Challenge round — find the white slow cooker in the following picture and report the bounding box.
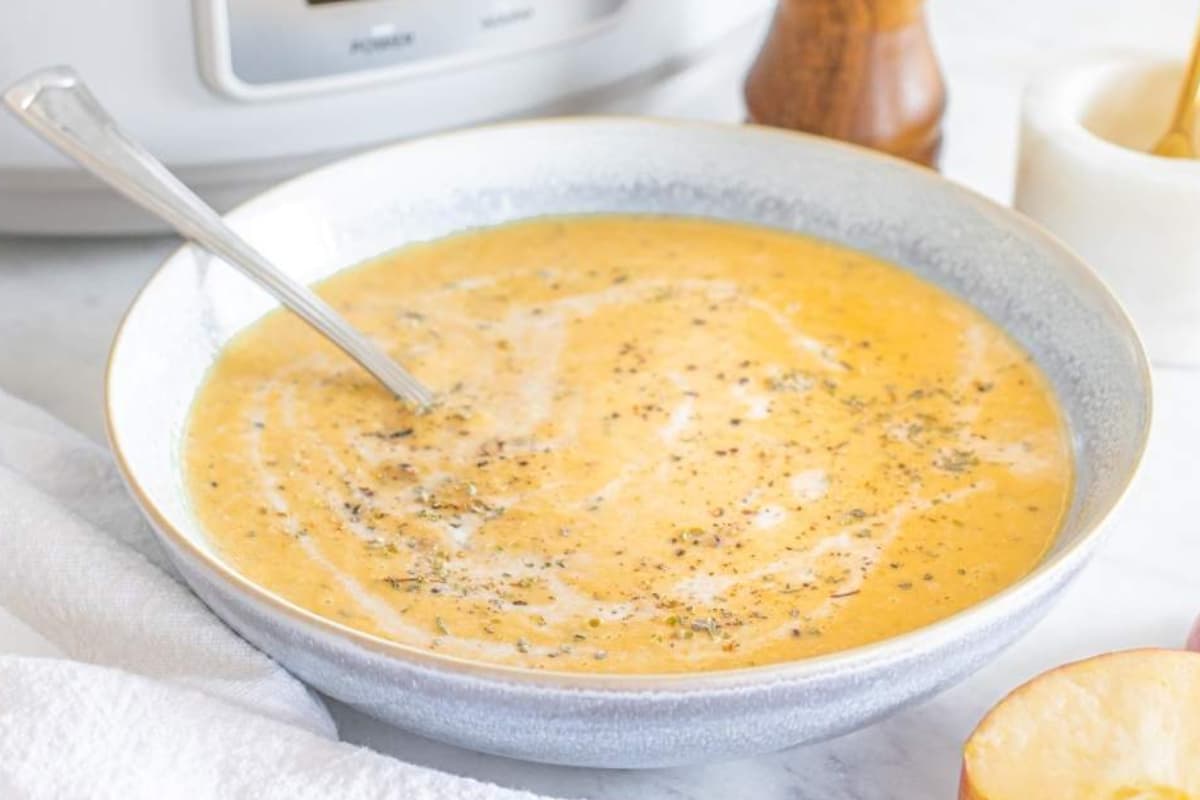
[0,0,771,234]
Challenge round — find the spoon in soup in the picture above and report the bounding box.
[3,66,435,410]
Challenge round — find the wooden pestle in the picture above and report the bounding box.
[744,0,947,168]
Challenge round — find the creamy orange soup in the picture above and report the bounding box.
[186,216,1072,674]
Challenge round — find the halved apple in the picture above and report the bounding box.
[960,649,1200,800]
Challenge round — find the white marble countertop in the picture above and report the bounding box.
[2,1,1198,797]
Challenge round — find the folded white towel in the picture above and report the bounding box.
[0,390,550,800]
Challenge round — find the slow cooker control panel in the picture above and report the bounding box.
[197,0,626,100]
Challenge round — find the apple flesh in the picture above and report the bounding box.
[960,649,1200,800]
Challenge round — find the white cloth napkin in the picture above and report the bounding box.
[0,389,551,800]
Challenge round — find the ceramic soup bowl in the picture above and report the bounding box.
[107,118,1150,768]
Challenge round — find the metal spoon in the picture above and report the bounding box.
[3,66,434,410]
[1152,15,1200,158]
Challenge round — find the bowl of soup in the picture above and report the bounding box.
[106,118,1150,767]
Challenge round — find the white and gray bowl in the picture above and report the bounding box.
[106,118,1151,768]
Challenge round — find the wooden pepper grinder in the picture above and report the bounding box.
[744,0,947,168]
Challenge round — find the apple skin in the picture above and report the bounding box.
[958,764,983,800]
[1189,615,1200,653]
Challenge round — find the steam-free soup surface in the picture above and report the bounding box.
[186,216,1071,674]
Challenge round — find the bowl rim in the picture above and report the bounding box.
[104,116,1153,691]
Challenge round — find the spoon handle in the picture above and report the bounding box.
[3,66,433,410]
[1170,15,1200,138]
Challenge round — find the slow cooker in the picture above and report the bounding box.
[0,0,770,234]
